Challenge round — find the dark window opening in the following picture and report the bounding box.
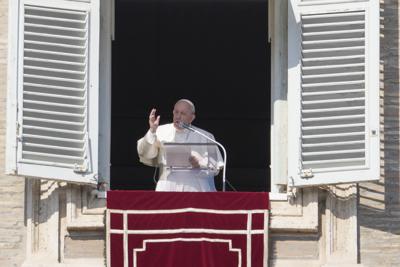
[111,0,271,191]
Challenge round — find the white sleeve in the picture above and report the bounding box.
[137,130,159,160]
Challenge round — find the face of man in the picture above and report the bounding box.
[173,101,195,129]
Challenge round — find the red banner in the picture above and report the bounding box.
[107,191,270,267]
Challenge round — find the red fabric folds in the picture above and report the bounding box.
[107,190,269,210]
[108,191,269,267]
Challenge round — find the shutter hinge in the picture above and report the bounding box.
[300,168,314,179]
[90,180,107,199]
[287,176,297,202]
[73,163,88,173]
[16,122,22,141]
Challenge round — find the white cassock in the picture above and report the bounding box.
[137,123,224,192]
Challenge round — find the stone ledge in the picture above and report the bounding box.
[270,259,322,267]
[22,257,105,267]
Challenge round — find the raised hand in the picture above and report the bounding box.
[149,108,160,133]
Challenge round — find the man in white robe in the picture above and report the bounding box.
[137,99,224,192]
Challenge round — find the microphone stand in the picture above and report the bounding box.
[179,122,228,192]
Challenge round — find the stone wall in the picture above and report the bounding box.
[358,0,400,266]
[0,0,26,266]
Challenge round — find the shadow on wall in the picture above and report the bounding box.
[358,0,400,235]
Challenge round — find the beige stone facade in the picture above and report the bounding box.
[0,0,399,266]
[358,1,400,266]
[0,0,26,266]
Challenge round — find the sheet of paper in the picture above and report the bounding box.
[164,144,192,168]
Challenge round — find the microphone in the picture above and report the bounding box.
[177,121,228,192]
[178,121,191,130]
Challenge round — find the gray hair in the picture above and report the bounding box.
[176,99,196,114]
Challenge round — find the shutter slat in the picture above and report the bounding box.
[23,116,85,126]
[25,14,86,25]
[303,89,364,96]
[302,114,364,122]
[24,57,85,67]
[24,82,85,92]
[25,5,88,16]
[303,72,364,79]
[24,91,85,101]
[302,73,365,85]
[303,29,364,37]
[303,63,364,71]
[303,140,364,148]
[19,159,76,168]
[22,151,83,161]
[302,80,364,88]
[25,66,86,76]
[23,142,85,153]
[303,46,364,54]
[303,37,365,46]
[301,11,365,20]
[25,40,86,50]
[25,42,86,55]
[24,74,86,83]
[302,132,365,141]
[303,20,364,29]
[302,106,364,114]
[302,123,364,131]
[23,99,85,109]
[303,55,364,63]
[23,125,85,135]
[302,149,365,157]
[25,31,87,41]
[22,128,84,141]
[22,133,85,144]
[25,23,87,33]
[302,158,365,165]
[302,158,366,170]
[302,97,365,105]
[23,118,86,132]
[23,108,85,118]
[25,48,86,59]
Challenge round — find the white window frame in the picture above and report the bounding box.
[270,0,289,193]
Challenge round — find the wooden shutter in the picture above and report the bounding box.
[7,0,100,184]
[288,0,379,186]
